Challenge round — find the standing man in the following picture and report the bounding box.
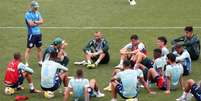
[24,0,44,66]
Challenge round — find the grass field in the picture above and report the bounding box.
[0,0,201,101]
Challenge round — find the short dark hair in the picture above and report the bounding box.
[14,52,21,60]
[184,26,193,32]
[130,34,139,40]
[167,53,176,62]
[158,36,168,45]
[174,43,183,49]
[123,60,131,68]
[50,51,58,59]
[76,68,84,78]
[153,48,162,55]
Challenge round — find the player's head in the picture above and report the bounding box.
[174,43,184,54]
[184,26,193,39]
[130,34,139,46]
[167,53,176,64]
[49,51,58,61]
[157,36,167,47]
[31,1,39,11]
[94,32,103,42]
[13,52,21,61]
[123,60,132,69]
[76,68,84,78]
[153,48,162,59]
[53,37,63,48]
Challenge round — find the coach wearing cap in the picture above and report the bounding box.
[24,1,44,66]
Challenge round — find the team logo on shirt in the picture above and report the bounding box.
[29,43,33,47]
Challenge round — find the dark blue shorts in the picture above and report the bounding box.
[191,83,201,101]
[41,74,61,91]
[88,87,95,97]
[27,34,42,48]
[116,83,137,99]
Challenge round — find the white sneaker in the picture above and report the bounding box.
[176,94,186,101]
[111,99,117,101]
[38,61,42,66]
[74,60,87,65]
[115,64,123,69]
[95,92,105,98]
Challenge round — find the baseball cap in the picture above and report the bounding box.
[53,37,63,45]
[31,1,39,8]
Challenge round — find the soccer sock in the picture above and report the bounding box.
[111,98,117,101]
[95,59,101,65]
[120,59,123,65]
[87,60,91,64]
[29,83,34,90]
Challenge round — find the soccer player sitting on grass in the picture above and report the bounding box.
[74,32,110,68]
[64,68,105,101]
[43,37,69,67]
[127,50,153,81]
[173,43,192,76]
[110,60,155,101]
[147,53,184,95]
[41,51,68,96]
[104,52,153,91]
[115,34,147,68]
[153,48,167,76]
[176,79,201,101]
[4,52,40,94]
[172,26,200,60]
[157,36,169,56]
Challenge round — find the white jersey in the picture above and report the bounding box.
[41,60,68,88]
[161,47,169,56]
[123,42,147,54]
[173,50,192,72]
[153,56,167,72]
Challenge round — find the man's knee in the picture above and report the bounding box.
[90,79,96,83]
[187,79,195,86]
[26,48,32,53]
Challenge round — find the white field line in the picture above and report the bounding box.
[1,26,201,29]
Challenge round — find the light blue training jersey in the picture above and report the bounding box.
[115,69,143,98]
[41,60,68,88]
[165,63,183,89]
[68,78,89,98]
[25,10,42,35]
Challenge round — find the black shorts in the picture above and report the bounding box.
[91,52,110,64]
[191,83,201,101]
[27,34,42,48]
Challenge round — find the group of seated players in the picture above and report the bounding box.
[3,26,201,101]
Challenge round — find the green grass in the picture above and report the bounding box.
[0,0,201,101]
